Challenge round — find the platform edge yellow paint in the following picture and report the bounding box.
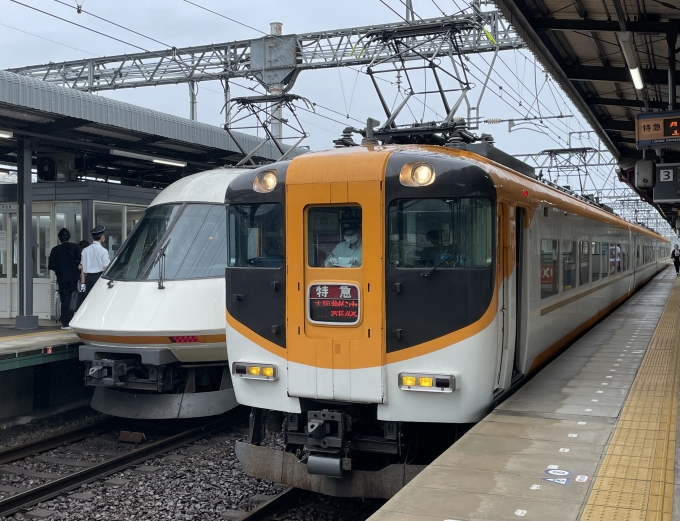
[581,276,680,521]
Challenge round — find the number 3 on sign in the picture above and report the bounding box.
[660,169,673,182]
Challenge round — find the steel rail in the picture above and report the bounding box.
[238,487,303,521]
[0,409,248,518]
[0,418,115,466]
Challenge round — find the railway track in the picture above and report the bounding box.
[0,409,248,518]
[239,487,303,520]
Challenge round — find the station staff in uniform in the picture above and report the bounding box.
[80,225,110,298]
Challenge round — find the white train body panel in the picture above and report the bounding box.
[71,168,249,419]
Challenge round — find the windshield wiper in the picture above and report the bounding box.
[421,251,455,278]
[155,239,171,289]
[106,238,157,288]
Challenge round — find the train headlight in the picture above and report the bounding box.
[412,164,434,185]
[399,163,435,187]
[233,362,278,380]
[398,372,456,393]
[401,375,417,387]
[253,170,278,193]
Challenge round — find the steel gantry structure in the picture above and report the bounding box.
[7,11,521,92]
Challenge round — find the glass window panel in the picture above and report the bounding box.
[388,198,492,269]
[125,206,145,239]
[94,203,123,262]
[540,239,559,299]
[622,244,628,271]
[55,203,82,243]
[105,204,181,280]
[228,203,284,268]
[579,241,589,286]
[591,242,600,282]
[32,214,50,278]
[0,213,7,278]
[563,240,576,291]
[146,204,228,280]
[615,243,622,272]
[309,206,362,268]
[601,243,609,278]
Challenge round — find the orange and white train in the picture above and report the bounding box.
[224,144,668,497]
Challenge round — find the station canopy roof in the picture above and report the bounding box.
[0,70,307,187]
[494,0,680,223]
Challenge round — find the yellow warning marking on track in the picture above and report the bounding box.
[581,276,679,521]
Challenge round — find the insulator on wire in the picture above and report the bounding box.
[484,118,503,124]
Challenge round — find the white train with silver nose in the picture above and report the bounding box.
[70,168,247,419]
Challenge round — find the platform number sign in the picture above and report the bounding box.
[660,169,673,182]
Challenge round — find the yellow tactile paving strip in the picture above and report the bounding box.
[581,277,680,521]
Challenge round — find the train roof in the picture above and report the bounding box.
[151,168,250,206]
[285,145,669,243]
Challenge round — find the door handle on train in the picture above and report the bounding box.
[393,283,402,293]
[271,281,280,291]
[232,294,245,302]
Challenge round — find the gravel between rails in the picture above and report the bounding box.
[3,420,383,521]
[0,407,103,451]
[6,428,281,521]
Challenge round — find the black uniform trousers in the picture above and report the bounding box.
[84,272,103,299]
[58,281,77,327]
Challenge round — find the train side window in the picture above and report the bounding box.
[308,206,362,268]
[579,241,589,286]
[562,240,576,291]
[637,244,641,268]
[540,239,559,299]
[591,242,600,282]
[616,243,622,272]
[622,244,628,271]
[601,243,609,278]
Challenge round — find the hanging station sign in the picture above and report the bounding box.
[636,110,680,149]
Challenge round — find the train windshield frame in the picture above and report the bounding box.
[227,203,284,268]
[387,197,493,269]
[104,202,228,281]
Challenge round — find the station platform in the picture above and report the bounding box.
[370,268,679,521]
[0,320,81,372]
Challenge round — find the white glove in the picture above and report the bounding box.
[80,283,87,293]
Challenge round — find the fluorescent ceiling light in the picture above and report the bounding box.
[153,158,187,168]
[0,131,13,139]
[110,149,155,161]
[110,149,186,168]
[616,32,645,90]
[629,67,644,90]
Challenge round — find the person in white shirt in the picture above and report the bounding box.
[324,222,362,267]
[80,225,110,297]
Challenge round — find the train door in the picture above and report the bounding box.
[285,178,385,404]
[512,207,525,381]
[495,204,522,393]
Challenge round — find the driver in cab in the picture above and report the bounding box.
[325,222,362,267]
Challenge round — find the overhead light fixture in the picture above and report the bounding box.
[110,149,186,168]
[152,158,187,168]
[616,32,644,90]
[0,131,13,139]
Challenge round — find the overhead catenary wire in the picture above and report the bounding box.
[0,21,97,56]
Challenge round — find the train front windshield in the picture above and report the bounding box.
[105,203,228,281]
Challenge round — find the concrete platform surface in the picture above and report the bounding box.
[371,268,678,521]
